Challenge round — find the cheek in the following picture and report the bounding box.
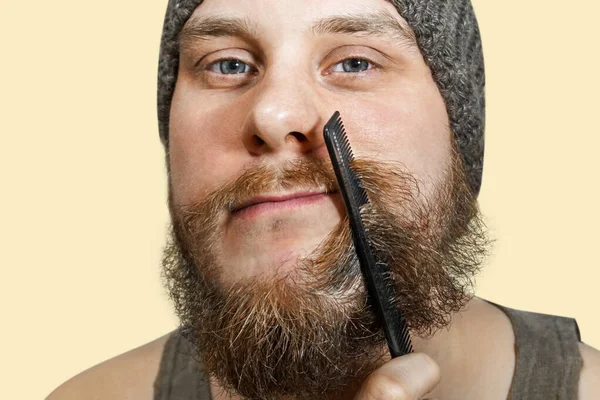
[337,79,452,196]
[168,82,246,205]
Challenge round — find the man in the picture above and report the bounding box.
[47,0,600,399]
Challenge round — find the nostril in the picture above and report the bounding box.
[288,131,308,142]
[252,135,265,146]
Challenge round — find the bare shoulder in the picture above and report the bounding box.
[579,342,600,399]
[45,332,173,400]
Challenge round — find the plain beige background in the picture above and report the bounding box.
[1,0,598,398]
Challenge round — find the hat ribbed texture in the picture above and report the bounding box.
[157,0,485,195]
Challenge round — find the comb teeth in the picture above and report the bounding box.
[324,112,368,207]
[336,121,354,162]
[398,326,414,354]
[325,111,369,207]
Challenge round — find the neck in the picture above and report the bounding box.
[411,296,480,399]
[412,297,515,399]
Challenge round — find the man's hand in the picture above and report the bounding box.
[354,353,441,400]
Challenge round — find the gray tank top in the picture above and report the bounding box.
[153,301,583,400]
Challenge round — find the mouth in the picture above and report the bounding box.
[231,190,336,220]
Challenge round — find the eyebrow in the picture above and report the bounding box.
[311,11,417,48]
[179,15,260,51]
[179,10,417,51]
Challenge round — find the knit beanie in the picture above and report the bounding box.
[157,0,485,196]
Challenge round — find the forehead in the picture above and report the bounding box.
[192,0,398,18]
[181,0,415,49]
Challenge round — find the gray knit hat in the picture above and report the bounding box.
[157,0,485,196]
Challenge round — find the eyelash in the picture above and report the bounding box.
[202,57,378,76]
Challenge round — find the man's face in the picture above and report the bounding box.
[163,0,487,398]
[169,0,452,281]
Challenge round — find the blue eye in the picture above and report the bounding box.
[210,59,252,74]
[332,58,372,73]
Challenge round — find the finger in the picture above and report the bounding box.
[354,353,441,400]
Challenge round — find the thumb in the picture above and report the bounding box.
[354,353,441,400]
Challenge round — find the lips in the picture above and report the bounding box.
[231,191,332,219]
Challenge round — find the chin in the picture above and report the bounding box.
[216,239,322,283]
[219,221,341,282]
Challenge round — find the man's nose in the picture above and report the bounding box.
[242,71,324,157]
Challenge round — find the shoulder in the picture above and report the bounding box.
[45,332,173,400]
[579,342,600,399]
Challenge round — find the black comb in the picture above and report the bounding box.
[323,111,413,358]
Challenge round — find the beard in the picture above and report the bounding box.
[161,144,490,400]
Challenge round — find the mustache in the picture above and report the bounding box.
[169,155,423,222]
[224,157,340,213]
[169,156,338,223]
